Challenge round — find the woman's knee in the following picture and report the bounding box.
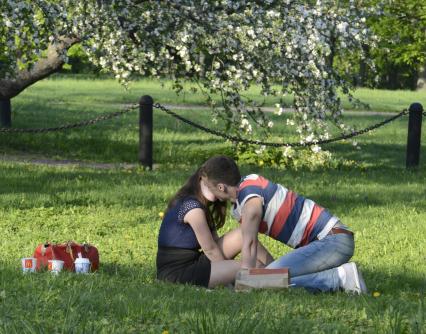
[217,228,243,259]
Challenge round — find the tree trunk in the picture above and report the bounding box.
[0,99,11,128]
[387,63,399,90]
[0,37,79,101]
[357,44,370,87]
[0,37,79,127]
[409,67,419,91]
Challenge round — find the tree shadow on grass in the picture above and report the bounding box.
[1,161,425,212]
[0,129,230,165]
[3,258,425,291]
[328,142,426,169]
[1,130,425,168]
[0,259,424,333]
[99,261,426,293]
[2,101,425,168]
[363,267,426,294]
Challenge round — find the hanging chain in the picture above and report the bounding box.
[0,104,138,133]
[0,102,413,145]
[154,103,408,147]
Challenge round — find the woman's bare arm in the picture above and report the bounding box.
[185,208,225,262]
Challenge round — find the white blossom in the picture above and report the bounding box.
[0,0,375,152]
[311,145,322,153]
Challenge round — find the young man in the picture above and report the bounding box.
[203,172,367,294]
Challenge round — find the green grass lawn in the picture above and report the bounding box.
[0,78,425,333]
[1,164,425,333]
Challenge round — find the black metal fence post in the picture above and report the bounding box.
[406,102,423,168]
[139,95,153,169]
[0,99,11,128]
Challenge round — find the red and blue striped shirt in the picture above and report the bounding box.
[232,174,339,248]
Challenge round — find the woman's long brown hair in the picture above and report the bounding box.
[166,156,241,230]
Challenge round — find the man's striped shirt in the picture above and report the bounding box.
[232,174,339,248]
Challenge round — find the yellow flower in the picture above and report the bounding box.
[162,331,169,334]
[373,291,380,297]
[159,212,164,219]
[258,160,264,167]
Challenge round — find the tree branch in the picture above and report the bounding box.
[0,36,80,100]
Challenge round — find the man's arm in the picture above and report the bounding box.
[256,241,274,268]
[241,197,263,269]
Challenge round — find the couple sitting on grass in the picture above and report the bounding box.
[156,156,367,294]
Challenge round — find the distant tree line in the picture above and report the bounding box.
[364,0,425,90]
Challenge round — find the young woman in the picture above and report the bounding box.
[156,156,249,288]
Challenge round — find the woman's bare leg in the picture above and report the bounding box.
[217,227,274,266]
[217,227,243,259]
[208,260,241,288]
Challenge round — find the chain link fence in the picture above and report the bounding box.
[154,103,409,147]
[0,101,414,146]
[0,104,138,133]
[0,98,422,168]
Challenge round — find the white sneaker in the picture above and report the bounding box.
[339,262,368,294]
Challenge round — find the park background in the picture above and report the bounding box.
[1,1,425,333]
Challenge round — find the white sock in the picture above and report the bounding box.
[337,266,346,286]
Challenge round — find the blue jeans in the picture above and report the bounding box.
[266,233,354,292]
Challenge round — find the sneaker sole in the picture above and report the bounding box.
[356,265,368,294]
[351,262,367,295]
[349,262,362,295]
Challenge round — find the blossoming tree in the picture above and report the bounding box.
[0,0,373,153]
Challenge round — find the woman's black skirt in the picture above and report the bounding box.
[156,246,211,288]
